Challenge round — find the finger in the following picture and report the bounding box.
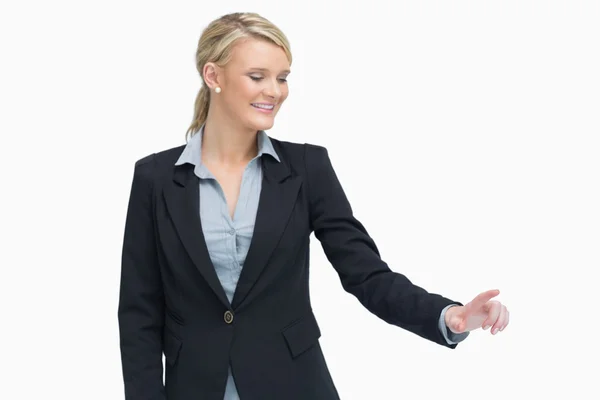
[482,301,501,330]
[468,289,500,312]
[491,305,507,334]
[500,309,510,331]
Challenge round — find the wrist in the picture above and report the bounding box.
[444,305,461,332]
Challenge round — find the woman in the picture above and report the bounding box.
[118,12,510,400]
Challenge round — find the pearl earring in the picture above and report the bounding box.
[215,87,221,93]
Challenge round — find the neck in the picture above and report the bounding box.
[202,113,258,166]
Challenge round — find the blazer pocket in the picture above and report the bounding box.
[282,313,321,359]
[163,330,182,366]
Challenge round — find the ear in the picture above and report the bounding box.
[203,62,222,90]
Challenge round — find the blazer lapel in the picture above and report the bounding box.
[231,152,302,310]
[163,164,230,308]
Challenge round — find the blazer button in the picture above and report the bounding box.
[224,310,234,324]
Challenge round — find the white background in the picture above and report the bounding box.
[1,1,599,399]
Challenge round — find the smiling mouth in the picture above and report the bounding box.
[251,103,275,110]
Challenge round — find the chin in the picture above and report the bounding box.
[247,117,275,131]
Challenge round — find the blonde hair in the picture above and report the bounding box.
[185,12,293,140]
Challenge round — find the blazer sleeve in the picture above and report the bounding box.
[118,154,167,399]
[304,144,461,348]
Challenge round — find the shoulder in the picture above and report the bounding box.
[268,137,330,169]
[132,144,186,180]
[134,144,186,169]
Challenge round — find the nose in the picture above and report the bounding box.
[263,78,281,100]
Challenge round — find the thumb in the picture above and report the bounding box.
[446,306,466,333]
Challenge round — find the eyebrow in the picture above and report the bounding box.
[249,67,291,74]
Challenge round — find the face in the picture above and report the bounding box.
[205,38,290,132]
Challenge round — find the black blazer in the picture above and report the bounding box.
[118,138,461,400]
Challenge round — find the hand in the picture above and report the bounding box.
[444,289,509,335]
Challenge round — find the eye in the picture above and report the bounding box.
[278,78,288,83]
[249,76,263,81]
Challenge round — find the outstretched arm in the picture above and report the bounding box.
[305,144,463,348]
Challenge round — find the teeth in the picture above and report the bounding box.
[252,103,274,110]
